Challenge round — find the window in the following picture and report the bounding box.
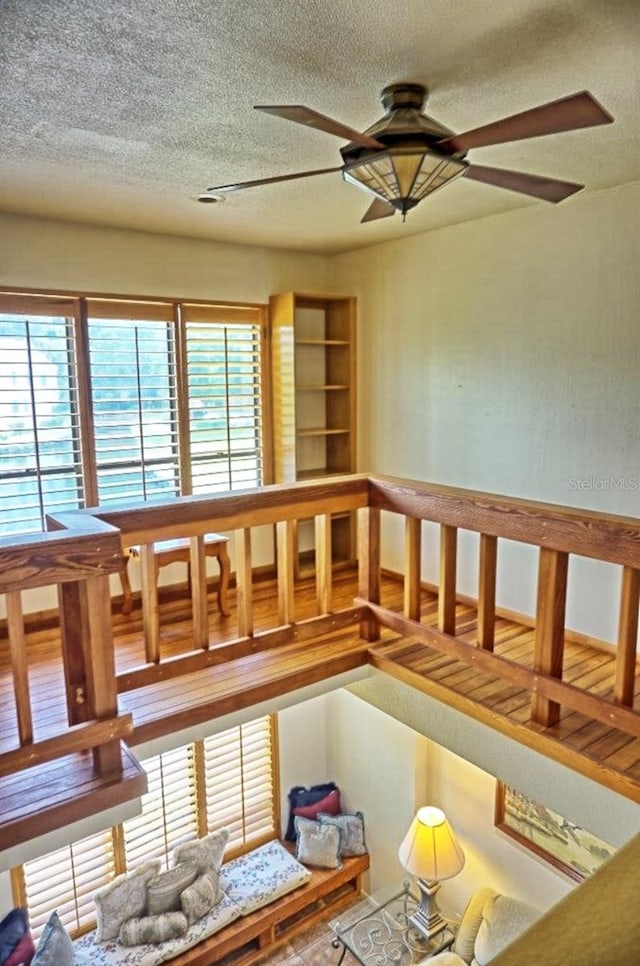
[0,297,84,534]
[0,292,268,531]
[13,715,278,940]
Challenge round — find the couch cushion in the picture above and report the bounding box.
[473,894,539,966]
[94,861,161,942]
[220,839,311,915]
[453,888,496,962]
[74,893,243,966]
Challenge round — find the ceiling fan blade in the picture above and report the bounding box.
[464,164,584,203]
[206,166,342,193]
[361,198,396,223]
[439,91,613,153]
[255,105,385,149]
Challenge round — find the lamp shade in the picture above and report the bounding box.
[398,806,465,882]
[343,149,466,217]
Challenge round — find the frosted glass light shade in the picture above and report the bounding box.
[398,806,465,882]
[343,150,466,216]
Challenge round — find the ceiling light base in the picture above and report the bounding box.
[381,83,428,113]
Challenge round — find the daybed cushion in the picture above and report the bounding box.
[74,893,242,966]
[219,839,311,916]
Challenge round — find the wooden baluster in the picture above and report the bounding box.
[235,528,254,638]
[404,517,422,621]
[84,575,122,776]
[190,536,209,649]
[531,547,568,726]
[614,566,640,706]
[478,534,498,651]
[438,524,457,635]
[58,581,91,725]
[6,591,33,745]
[140,543,160,663]
[276,520,295,625]
[315,513,332,615]
[358,506,381,641]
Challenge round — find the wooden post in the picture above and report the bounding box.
[58,581,91,725]
[235,528,254,638]
[6,591,33,744]
[139,544,160,664]
[478,534,497,650]
[531,547,568,726]
[84,575,122,777]
[614,566,640,706]
[358,506,381,642]
[404,516,422,621]
[190,535,209,649]
[315,513,332,615]
[276,519,295,625]
[438,524,457,635]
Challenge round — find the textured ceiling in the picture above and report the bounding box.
[0,0,638,254]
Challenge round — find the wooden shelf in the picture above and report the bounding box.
[296,384,349,391]
[295,339,349,346]
[296,427,350,437]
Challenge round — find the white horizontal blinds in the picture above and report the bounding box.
[86,301,180,505]
[21,828,115,940]
[204,715,276,854]
[0,306,83,534]
[123,744,199,872]
[183,306,264,494]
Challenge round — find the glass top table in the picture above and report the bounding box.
[330,881,457,964]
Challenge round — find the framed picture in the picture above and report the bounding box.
[494,782,615,881]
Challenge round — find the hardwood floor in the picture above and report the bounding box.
[3,566,640,849]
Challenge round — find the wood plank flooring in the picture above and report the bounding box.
[2,567,640,851]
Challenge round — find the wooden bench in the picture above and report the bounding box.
[169,849,369,966]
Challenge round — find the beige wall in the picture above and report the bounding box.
[335,181,640,644]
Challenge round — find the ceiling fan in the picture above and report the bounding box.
[201,83,613,223]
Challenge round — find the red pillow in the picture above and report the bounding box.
[4,932,35,966]
[293,788,341,823]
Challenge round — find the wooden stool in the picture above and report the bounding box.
[122,533,230,617]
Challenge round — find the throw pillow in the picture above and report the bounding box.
[317,811,367,856]
[292,788,341,832]
[0,908,29,963]
[119,912,188,946]
[147,863,199,915]
[94,859,161,942]
[31,912,73,966]
[294,816,342,869]
[285,782,339,841]
[180,870,221,926]
[473,894,539,966]
[4,932,36,966]
[173,828,229,875]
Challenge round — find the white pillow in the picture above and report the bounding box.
[94,860,161,942]
[473,894,539,965]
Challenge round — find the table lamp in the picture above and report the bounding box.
[398,805,465,939]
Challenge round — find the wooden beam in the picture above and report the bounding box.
[404,517,422,621]
[5,591,32,745]
[615,566,640,706]
[58,581,90,725]
[438,524,457,635]
[358,506,380,641]
[0,716,133,778]
[532,548,568,726]
[84,575,122,777]
[478,534,498,651]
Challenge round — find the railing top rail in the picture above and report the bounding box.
[368,475,640,568]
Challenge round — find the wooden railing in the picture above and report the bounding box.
[2,472,640,794]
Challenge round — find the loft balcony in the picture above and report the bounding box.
[2,474,640,853]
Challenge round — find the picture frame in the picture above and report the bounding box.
[494,782,615,881]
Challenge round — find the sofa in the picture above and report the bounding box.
[424,888,540,966]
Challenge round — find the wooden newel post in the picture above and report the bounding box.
[531,547,568,727]
[58,581,91,726]
[358,506,381,642]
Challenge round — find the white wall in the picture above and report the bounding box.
[335,182,640,644]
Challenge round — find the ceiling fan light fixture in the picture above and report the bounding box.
[342,147,467,218]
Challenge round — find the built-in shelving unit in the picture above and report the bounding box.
[270,291,357,570]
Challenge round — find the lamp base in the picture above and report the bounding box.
[409,878,448,940]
